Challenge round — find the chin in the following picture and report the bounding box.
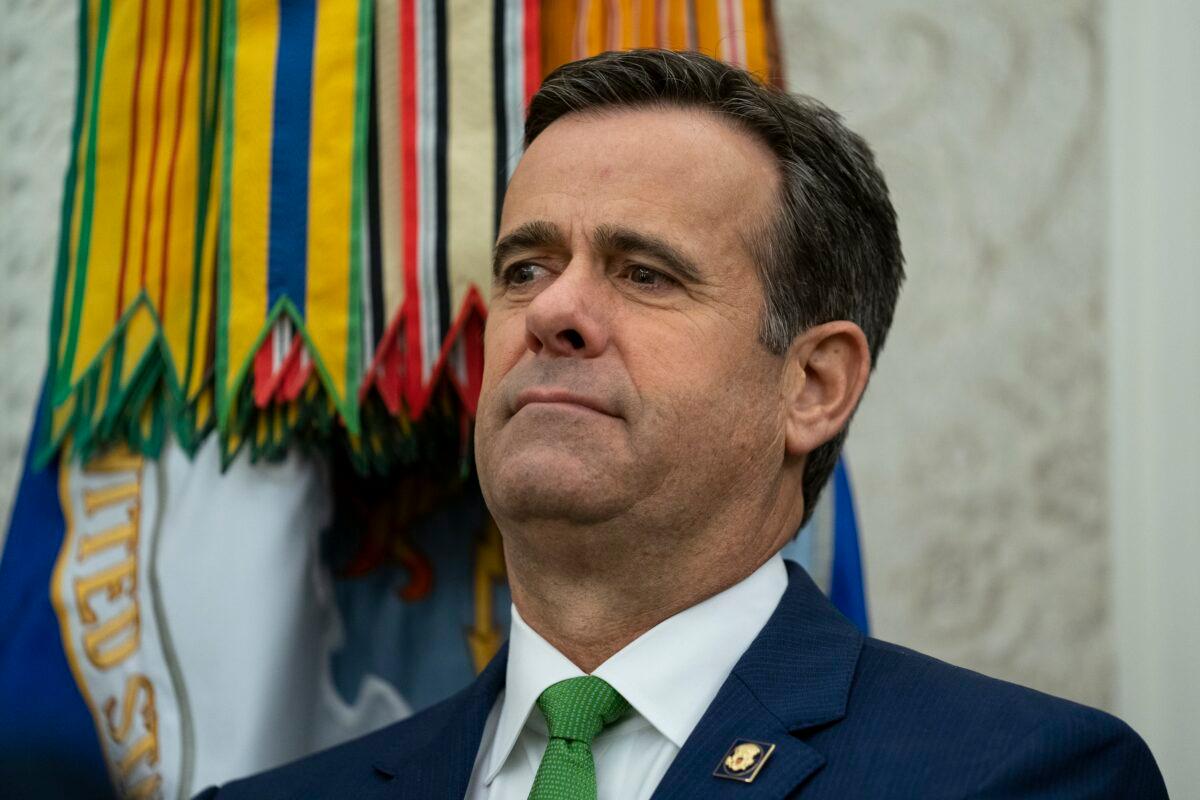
[480,448,631,525]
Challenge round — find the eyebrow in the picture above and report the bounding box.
[491,220,705,284]
[492,220,567,277]
[592,224,703,284]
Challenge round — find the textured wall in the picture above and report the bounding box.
[0,1,1111,707]
[776,0,1111,708]
[0,0,76,539]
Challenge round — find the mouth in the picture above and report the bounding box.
[512,387,620,418]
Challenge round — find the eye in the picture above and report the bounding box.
[501,262,546,286]
[627,265,676,288]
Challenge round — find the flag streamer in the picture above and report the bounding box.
[42,0,222,467]
[215,0,372,464]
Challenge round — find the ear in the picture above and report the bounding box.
[781,321,872,457]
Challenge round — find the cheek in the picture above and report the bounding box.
[629,333,776,427]
[475,318,524,465]
[483,310,526,363]
[628,315,772,398]
[625,325,783,460]
[480,314,525,394]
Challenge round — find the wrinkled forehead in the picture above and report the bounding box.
[500,107,780,256]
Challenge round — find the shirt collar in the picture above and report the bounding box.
[593,554,787,747]
[484,605,586,783]
[483,554,787,783]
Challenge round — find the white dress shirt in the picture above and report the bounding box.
[464,554,788,799]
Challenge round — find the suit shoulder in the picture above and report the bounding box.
[192,694,463,799]
[801,633,1166,796]
[853,636,1119,733]
[836,637,1166,796]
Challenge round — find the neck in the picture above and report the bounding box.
[500,485,802,672]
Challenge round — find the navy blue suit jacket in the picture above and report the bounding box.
[198,562,1167,798]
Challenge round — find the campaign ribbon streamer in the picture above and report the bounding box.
[42,0,222,466]
[215,0,372,462]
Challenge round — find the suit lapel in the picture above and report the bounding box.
[651,562,864,800]
[649,673,825,800]
[367,641,509,800]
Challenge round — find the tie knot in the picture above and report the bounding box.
[536,676,631,744]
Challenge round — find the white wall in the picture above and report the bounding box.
[0,0,74,540]
[1107,0,1200,795]
[780,0,1115,709]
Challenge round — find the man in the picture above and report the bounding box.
[198,50,1166,799]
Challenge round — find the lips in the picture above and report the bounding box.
[512,387,620,418]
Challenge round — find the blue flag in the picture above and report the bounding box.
[0,390,115,798]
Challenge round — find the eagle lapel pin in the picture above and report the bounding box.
[713,739,776,783]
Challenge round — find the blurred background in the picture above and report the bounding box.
[2,0,1197,796]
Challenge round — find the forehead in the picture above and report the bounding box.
[500,107,779,252]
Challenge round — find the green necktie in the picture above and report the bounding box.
[528,676,632,800]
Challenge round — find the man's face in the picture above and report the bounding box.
[475,107,787,529]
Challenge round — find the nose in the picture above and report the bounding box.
[524,261,609,358]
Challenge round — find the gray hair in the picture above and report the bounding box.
[524,49,905,525]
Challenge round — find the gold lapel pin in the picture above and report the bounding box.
[713,738,776,783]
